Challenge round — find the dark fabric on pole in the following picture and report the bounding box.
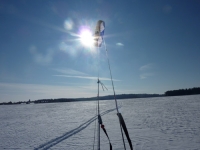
[98,115,102,124]
[101,124,112,150]
[98,115,112,149]
[117,113,133,150]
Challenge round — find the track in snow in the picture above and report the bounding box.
[34,106,120,150]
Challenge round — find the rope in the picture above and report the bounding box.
[97,47,101,150]
[92,99,98,150]
[103,39,127,150]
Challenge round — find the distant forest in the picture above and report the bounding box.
[165,87,200,96]
[34,94,161,104]
[1,87,200,105]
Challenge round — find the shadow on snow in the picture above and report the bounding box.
[34,106,120,150]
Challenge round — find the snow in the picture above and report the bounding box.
[0,95,200,150]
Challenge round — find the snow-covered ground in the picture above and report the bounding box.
[0,95,200,150]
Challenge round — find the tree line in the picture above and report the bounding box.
[165,87,200,96]
[1,88,200,105]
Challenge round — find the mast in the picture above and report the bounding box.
[96,42,101,150]
[97,78,100,150]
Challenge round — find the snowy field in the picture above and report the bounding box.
[0,95,200,150]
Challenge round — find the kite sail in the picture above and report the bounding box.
[93,20,133,150]
[94,20,105,47]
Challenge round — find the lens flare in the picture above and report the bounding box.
[79,29,94,47]
[64,18,74,30]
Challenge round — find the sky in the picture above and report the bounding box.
[0,0,200,102]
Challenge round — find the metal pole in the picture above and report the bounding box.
[97,79,100,150]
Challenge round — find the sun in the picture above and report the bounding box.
[79,29,94,47]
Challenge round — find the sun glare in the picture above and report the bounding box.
[80,29,94,47]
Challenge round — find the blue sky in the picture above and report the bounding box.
[0,0,200,102]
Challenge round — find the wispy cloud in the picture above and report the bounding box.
[116,43,124,46]
[29,45,54,65]
[140,63,155,71]
[53,75,121,81]
[0,82,98,102]
[140,73,154,79]
[139,63,156,79]
[163,5,172,14]
[52,68,88,76]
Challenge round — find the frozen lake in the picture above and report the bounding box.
[0,95,200,150]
